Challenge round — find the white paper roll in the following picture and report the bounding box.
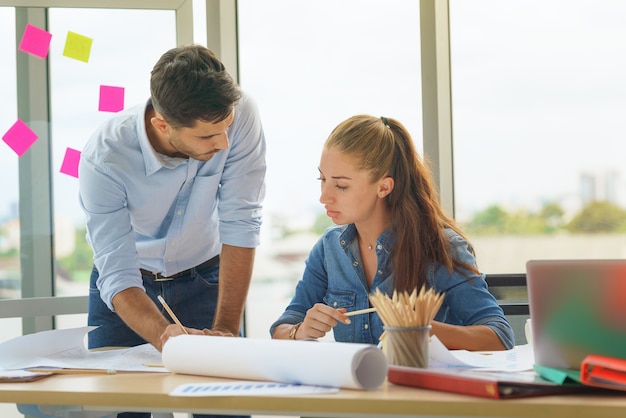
[162,335,388,390]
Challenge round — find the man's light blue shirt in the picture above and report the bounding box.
[78,93,266,310]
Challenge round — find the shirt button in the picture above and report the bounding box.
[377,270,383,275]
[352,261,359,267]
[177,210,183,215]
[364,324,369,329]
[333,302,338,307]
[167,258,172,262]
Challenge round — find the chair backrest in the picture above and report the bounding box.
[485,274,529,346]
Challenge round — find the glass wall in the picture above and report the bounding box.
[237,0,422,338]
[0,5,180,349]
[450,0,626,274]
[47,8,176,329]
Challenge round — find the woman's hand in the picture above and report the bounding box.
[297,303,351,340]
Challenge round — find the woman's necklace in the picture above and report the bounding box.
[360,234,375,250]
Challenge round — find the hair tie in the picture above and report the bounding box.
[380,116,390,128]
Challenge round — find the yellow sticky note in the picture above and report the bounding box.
[63,31,93,63]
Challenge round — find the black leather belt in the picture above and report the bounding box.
[140,255,220,281]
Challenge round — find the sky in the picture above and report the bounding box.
[2,0,626,231]
[449,0,626,219]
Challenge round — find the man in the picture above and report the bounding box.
[79,45,266,356]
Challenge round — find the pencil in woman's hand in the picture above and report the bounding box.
[157,295,189,334]
[344,307,377,317]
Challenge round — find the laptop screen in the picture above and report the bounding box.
[526,259,626,370]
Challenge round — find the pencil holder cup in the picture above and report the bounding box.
[383,325,431,368]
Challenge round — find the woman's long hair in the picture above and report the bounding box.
[325,115,479,292]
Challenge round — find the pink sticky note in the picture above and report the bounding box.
[18,24,52,59]
[2,119,39,156]
[98,85,125,112]
[60,147,81,178]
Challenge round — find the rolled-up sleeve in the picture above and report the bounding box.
[79,150,144,311]
[218,93,267,248]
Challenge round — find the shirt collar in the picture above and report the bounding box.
[137,99,187,176]
[339,223,395,254]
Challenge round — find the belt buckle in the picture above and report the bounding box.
[152,272,174,282]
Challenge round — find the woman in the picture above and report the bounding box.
[270,115,514,351]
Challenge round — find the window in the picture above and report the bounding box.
[450,0,626,274]
[47,8,176,329]
[0,4,179,343]
[237,0,422,337]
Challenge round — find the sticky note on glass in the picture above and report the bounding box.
[63,31,93,63]
[2,119,39,156]
[60,147,81,178]
[99,85,125,112]
[18,24,52,59]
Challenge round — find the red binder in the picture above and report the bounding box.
[581,354,626,391]
[387,365,589,399]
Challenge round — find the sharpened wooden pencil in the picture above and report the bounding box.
[344,307,377,317]
[157,295,189,335]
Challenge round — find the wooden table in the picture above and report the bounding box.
[1,371,625,417]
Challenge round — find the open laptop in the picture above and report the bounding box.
[526,259,626,370]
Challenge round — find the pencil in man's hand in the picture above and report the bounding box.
[157,295,189,334]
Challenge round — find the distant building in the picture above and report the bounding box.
[580,170,621,206]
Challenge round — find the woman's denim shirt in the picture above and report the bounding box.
[270,224,515,350]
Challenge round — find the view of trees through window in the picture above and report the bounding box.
[464,201,626,236]
[450,0,626,273]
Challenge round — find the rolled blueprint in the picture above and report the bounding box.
[162,335,388,390]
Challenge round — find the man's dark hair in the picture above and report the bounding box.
[150,45,242,128]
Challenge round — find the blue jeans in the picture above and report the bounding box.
[88,262,223,348]
[88,263,248,418]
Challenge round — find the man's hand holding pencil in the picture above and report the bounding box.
[158,295,235,347]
